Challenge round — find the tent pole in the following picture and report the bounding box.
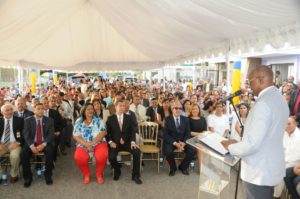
[66,72,69,85]
[192,63,196,89]
[18,66,23,95]
[226,41,231,95]
[162,67,165,91]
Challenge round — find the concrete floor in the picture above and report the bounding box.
[0,147,245,199]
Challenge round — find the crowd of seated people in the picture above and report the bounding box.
[0,74,299,198]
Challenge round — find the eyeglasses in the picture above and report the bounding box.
[249,77,257,83]
[173,107,181,110]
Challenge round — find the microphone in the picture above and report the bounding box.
[221,90,243,102]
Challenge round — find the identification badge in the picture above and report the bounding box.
[16,131,21,138]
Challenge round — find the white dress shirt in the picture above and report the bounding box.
[284,127,300,167]
[44,109,49,117]
[129,104,146,123]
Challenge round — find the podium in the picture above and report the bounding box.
[187,133,240,199]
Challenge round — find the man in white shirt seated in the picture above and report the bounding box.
[129,95,146,123]
[274,116,300,199]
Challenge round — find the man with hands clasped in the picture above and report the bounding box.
[0,104,23,184]
[163,101,195,176]
[21,103,55,187]
[106,100,142,184]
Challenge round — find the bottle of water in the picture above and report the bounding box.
[89,152,94,159]
[159,156,164,167]
[190,160,195,173]
[117,155,122,162]
[41,165,46,173]
[2,170,8,185]
[36,168,42,177]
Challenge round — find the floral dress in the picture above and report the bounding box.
[73,116,106,150]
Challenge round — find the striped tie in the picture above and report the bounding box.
[3,119,10,146]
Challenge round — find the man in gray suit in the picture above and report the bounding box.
[222,66,289,199]
[21,103,55,187]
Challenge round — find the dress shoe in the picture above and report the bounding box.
[169,170,176,176]
[66,143,72,148]
[24,179,32,188]
[45,178,53,185]
[179,167,189,175]
[132,176,143,184]
[113,169,121,181]
[9,176,19,183]
[96,176,104,184]
[113,174,120,181]
[83,176,90,184]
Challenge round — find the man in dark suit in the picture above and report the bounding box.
[41,97,65,162]
[0,103,23,183]
[14,97,34,119]
[163,101,195,176]
[289,80,300,125]
[106,100,142,184]
[146,98,158,122]
[21,103,55,187]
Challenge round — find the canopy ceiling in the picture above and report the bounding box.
[0,0,299,71]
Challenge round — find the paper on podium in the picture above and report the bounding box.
[198,133,228,156]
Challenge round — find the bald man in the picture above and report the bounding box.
[222,66,289,199]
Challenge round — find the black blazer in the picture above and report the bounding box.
[163,115,191,145]
[141,99,150,108]
[48,108,65,132]
[23,116,55,147]
[127,110,138,133]
[146,107,157,122]
[13,109,34,119]
[106,114,135,145]
[0,116,24,144]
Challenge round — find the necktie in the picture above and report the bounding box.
[135,105,141,122]
[118,116,122,131]
[3,119,10,146]
[176,118,180,130]
[19,112,23,118]
[36,120,42,145]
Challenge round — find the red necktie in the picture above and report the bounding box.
[293,91,300,115]
[36,120,42,145]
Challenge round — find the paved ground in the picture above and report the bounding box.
[0,147,245,199]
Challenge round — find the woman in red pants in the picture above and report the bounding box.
[73,103,108,184]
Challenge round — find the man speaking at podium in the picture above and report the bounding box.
[221,66,289,199]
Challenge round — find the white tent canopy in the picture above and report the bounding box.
[0,0,299,71]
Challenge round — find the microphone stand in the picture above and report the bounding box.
[228,98,244,199]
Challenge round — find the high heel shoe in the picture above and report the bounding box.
[96,176,104,184]
[83,176,90,184]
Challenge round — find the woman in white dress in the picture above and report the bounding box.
[207,101,230,137]
[230,103,249,141]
